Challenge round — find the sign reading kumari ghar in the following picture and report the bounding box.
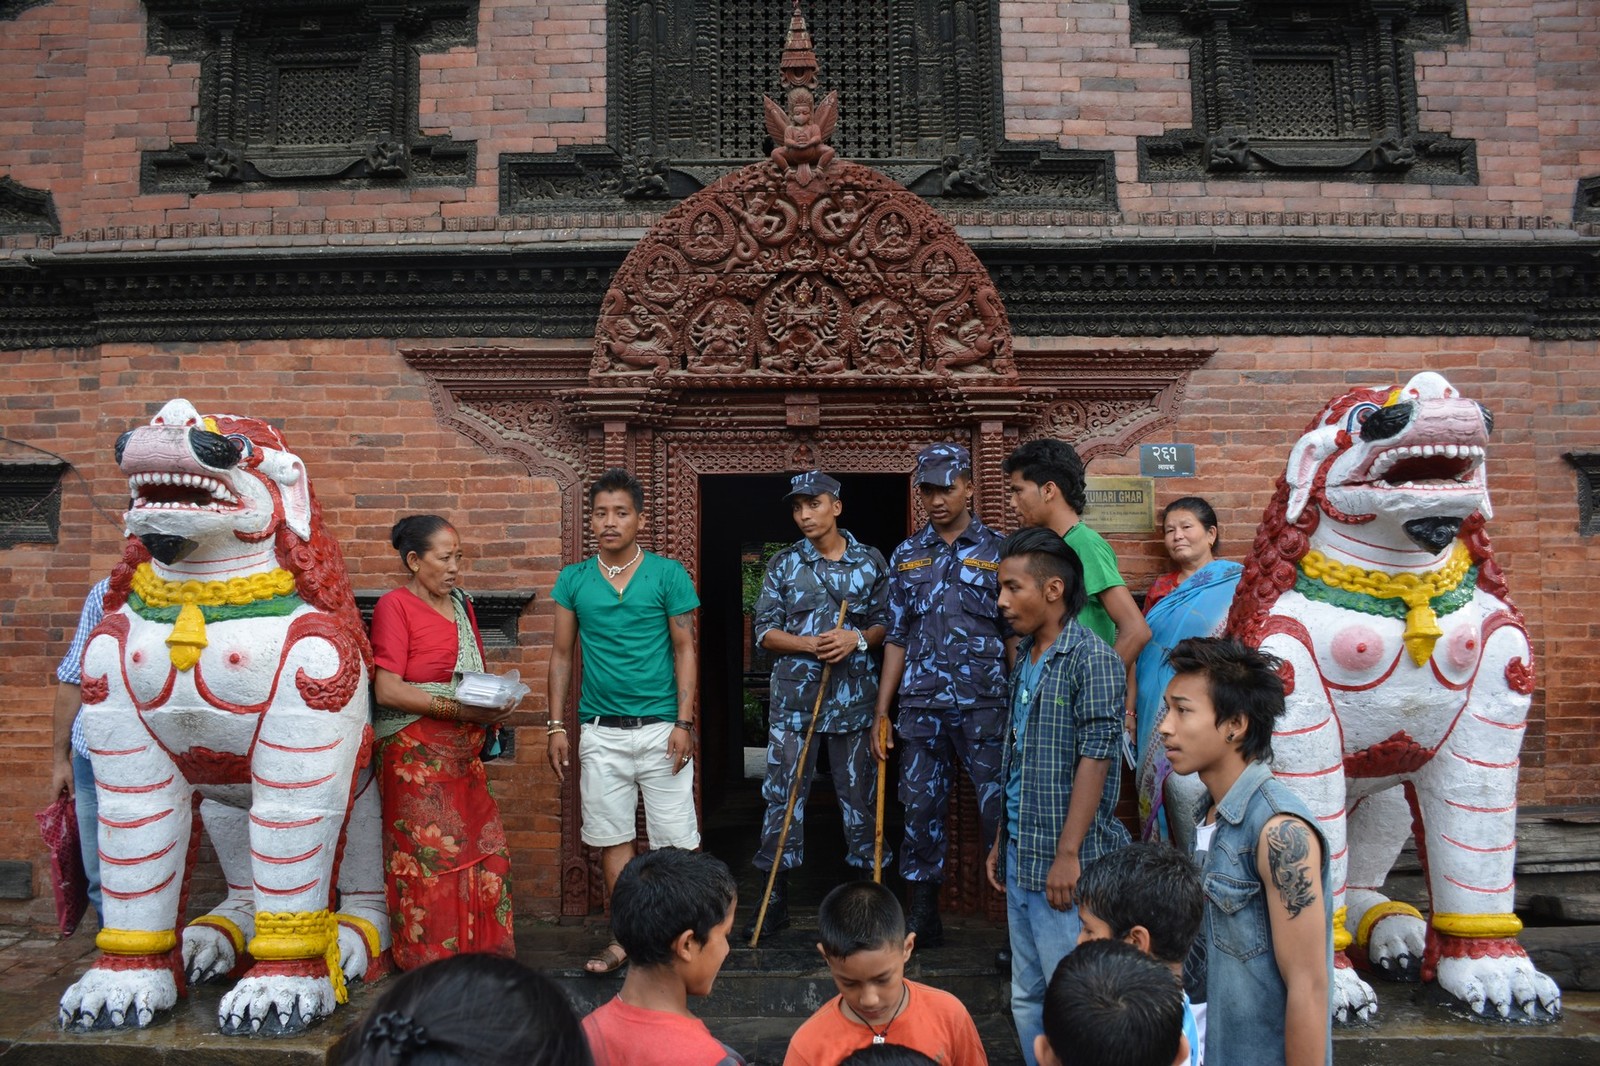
[1084,477,1157,534]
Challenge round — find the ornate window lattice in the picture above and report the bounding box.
[500,0,1116,211]
[0,175,58,235]
[0,461,66,548]
[1132,0,1476,184]
[1576,176,1600,225]
[140,0,477,193]
[1565,453,1600,536]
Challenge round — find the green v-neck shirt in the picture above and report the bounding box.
[551,551,700,721]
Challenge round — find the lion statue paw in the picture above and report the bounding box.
[59,965,178,1030]
[1436,949,1561,1020]
[218,967,338,1035]
[1331,963,1379,1024]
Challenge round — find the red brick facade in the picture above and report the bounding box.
[2,0,1596,919]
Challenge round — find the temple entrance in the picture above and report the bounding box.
[399,6,1214,915]
[696,471,912,889]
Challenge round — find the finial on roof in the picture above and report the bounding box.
[780,0,819,89]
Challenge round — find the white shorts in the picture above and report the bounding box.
[578,720,701,849]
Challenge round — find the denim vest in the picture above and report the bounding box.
[1198,760,1333,1066]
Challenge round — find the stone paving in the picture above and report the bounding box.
[1,904,1598,1065]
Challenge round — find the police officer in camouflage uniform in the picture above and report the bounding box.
[871,444,1013,949]
[743,471,892,941]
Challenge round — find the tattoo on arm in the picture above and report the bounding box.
[1266,820,1316,920]
[670,614,695,634]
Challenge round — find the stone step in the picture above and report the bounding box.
[531,915,1011,1021]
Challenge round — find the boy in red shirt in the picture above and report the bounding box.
[583,848,745,1066]
[784,882,987,1066]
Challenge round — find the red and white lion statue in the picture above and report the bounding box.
[61,399,388,1034]
[1228,371,1559,1021]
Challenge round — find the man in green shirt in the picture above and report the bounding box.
[1002,439,1150,716]
[547,467,701,974]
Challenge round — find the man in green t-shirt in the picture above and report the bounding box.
[547,467,701,974]
[1002,439,1150,719]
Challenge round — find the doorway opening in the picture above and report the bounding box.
[696,472,911,902]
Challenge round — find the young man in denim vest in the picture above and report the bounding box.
[1157,637,1332,1066]
[986,527,1131,1066]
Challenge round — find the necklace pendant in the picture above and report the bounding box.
[872,1035,886,1045]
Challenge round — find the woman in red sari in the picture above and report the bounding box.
[371,515,517,969]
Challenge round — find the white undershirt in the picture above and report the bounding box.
[1194,820,1218,856]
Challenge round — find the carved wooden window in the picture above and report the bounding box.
[501,0,1115,210]
[0,175,57,236]
[1132,0,1476,184]
[0,460,66,548]
[140,0,476,193]
[612,0,1000,166]
[1576,177,1600,225]
[1565,453,1600,537]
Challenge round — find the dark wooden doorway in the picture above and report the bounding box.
[697,472,911,888]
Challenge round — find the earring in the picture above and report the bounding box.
[1228,732,1237,742]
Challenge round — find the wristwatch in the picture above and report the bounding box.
[855,630,868,653]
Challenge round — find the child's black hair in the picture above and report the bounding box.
[1000,526,1088,623]
[1042,939,1185,1066]
[610,847,737,967]
[1002,438,1088,514]
[1076,843,1203,966]
[588,467,645,511]
[817,881,906,959]
[839,1045,939,1066]
[1165,636,1286,763]
[342,954,592,1066]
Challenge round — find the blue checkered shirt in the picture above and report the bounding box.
[56,578,111,758]
[999,618,1131,891]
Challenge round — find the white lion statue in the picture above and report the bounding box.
[61,398,388,1034]
[1227,371,1560,1022]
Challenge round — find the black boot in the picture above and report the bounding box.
[906,879,945,950]
[742,870,790,942]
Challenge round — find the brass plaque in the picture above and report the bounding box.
[1083,477,1157,534]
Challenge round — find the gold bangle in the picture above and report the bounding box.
[429,694,460,720]
[546,726,567,736]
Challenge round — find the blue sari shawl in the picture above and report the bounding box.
[1134,559,1243,839]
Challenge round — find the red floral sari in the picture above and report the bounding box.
[375,591,515,970]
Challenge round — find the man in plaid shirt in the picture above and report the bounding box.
[985,527,1131,1066]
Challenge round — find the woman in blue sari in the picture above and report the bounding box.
[1134,497,1242,841]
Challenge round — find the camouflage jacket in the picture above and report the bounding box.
[884,515,1011,736]
[754,530,891,733]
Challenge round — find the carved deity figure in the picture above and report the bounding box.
[763,277,843,373]
[1224,372,1560,1023]
[600,304,675,374]
[688,299,752,373]
[60,399,386,1035]
[928,298,999,374]
[764,86,839,185]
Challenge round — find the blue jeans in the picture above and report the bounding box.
[72,751,103,923]
[1006,842,1082,1066]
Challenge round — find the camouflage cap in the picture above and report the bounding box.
[913,443,972,488]
[784,469,842,500]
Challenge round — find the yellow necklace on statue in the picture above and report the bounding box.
[1297,543,1474,666]
[128,563,302,671]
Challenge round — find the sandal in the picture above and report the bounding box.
[584,940,627,975]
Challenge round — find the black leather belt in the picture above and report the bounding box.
[585,715,671,729]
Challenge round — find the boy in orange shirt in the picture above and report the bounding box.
[783,882,987,1066]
